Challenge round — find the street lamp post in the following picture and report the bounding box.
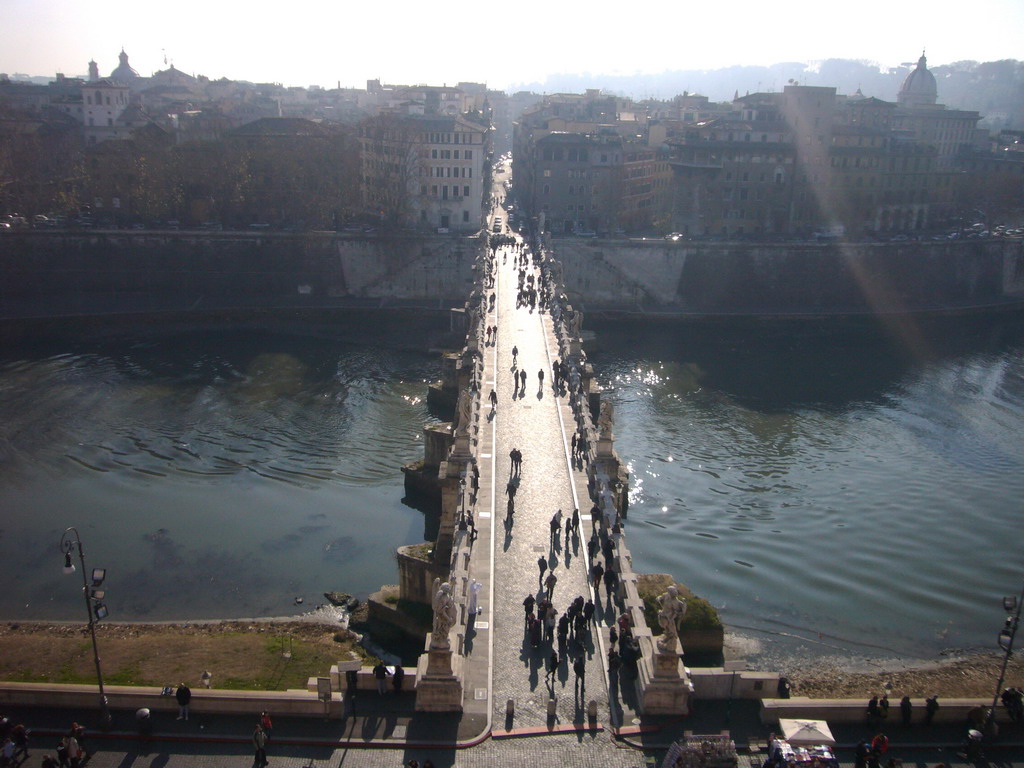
[984,579,1024,737]
[60,526,112,729]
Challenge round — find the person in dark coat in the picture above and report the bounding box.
[176,683,192,720]
[252,723,268,766]
[900,696,912,726]
[546,650,559,682]
[392,665,405,694]
[373,661,389,695]
[573,656,586,694]
[523,593,536,626]
[925,695,939,725]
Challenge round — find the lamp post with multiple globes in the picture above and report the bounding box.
[60,526,112,729]
[984,580,1024,738]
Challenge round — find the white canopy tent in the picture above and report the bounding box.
[778,718,836,746]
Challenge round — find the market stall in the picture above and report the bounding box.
[767,720,838,768]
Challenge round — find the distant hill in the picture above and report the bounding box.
[511,58,1024,130]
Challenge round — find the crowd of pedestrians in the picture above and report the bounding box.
[480,218,641,710]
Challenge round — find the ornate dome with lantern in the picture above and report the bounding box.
[109,49,140,83]
[897,52,938,107]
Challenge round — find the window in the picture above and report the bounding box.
[543,170,551,178]
[463,210,470,222]
[463,185,469,196]
[454,150,460,159]
[465,150,472,160]
[432,150,438,159]
[543,184,550,195]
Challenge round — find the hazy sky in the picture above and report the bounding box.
[3,0,1022,90]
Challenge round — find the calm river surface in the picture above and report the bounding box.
[589,316,1024,664]
[1,315,1022,665]
[0,324,440,621]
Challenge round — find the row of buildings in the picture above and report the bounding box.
[2,50,1022,235]
[512,55,1023,237]
[0,50,505,231]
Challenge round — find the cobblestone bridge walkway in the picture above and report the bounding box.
[464,227,639,739]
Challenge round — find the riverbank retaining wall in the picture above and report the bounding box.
[0,230,481,320]
[3,232,1023,322]
[552,237,1024,315]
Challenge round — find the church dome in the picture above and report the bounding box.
[110,49,139,82]
[898,53,937,107]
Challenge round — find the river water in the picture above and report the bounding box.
[0,323,441,621]
[1,315,1022,666]
[589,316,1024,665]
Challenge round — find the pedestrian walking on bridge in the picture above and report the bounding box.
[573,655,586,695]
[547,649,559,682]
[590,561,604,592]
[544,571,558,600]
[523,593,536,626]
[550,510,563,541]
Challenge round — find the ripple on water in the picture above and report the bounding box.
[593,325,1024,659]
[0,329,438,621]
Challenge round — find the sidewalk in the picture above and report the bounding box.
[10,696,1024,768]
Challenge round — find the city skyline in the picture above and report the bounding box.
[3,0,1022,92]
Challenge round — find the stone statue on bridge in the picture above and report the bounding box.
[453,388,472,437]
[430,578,458,650]
[598,401,614,441]
[656,585,688,654]
[566,307,582,339]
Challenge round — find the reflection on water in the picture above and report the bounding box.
[0,328,439,621]
[590,317,1024,662]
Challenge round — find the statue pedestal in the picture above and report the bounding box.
[641,651,692,715]
[415,647,464,712]
[451,433,472,460]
